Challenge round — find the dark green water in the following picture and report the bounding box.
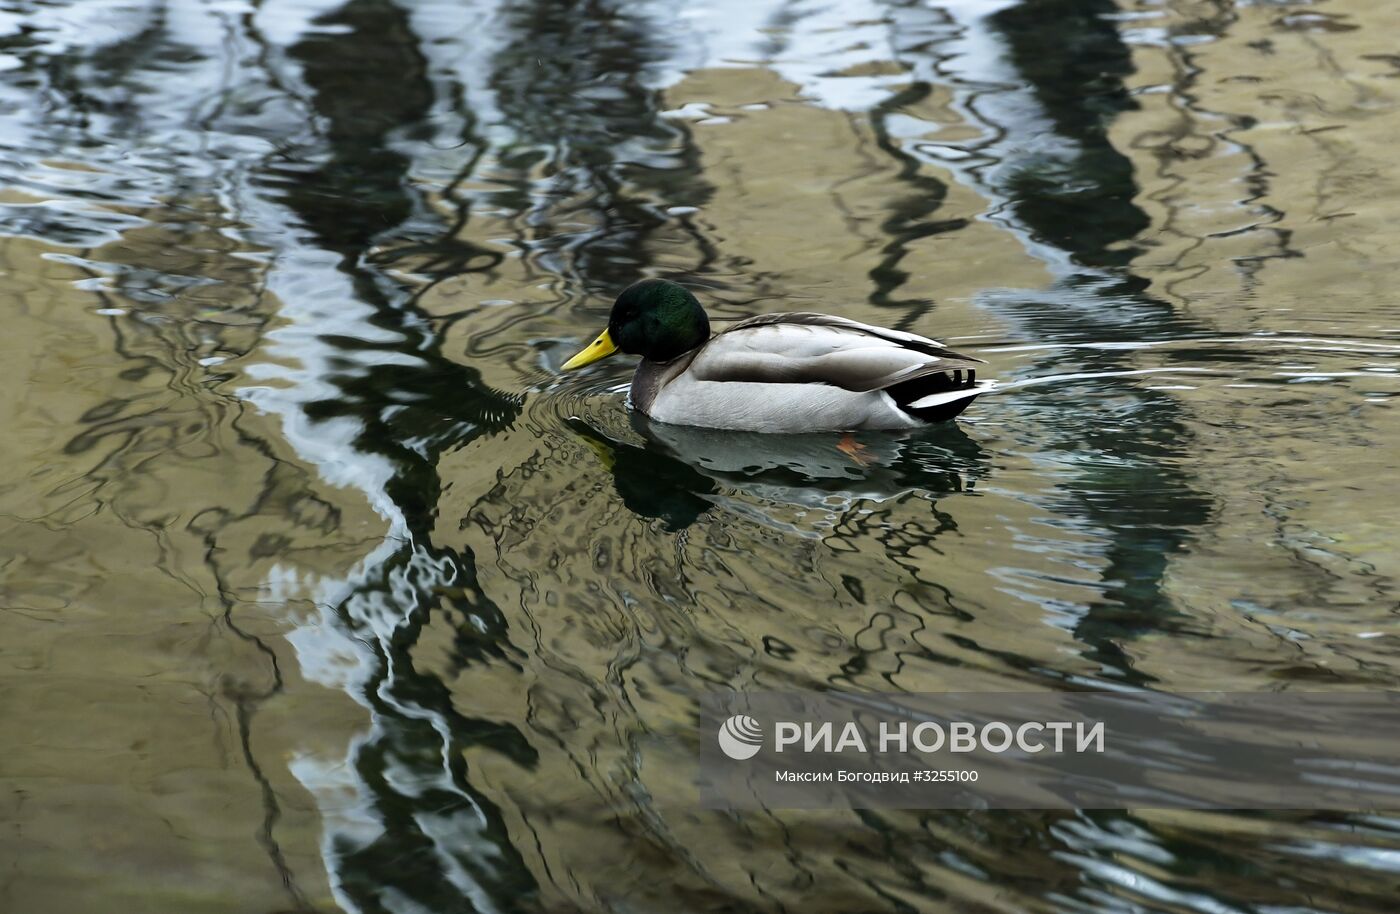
[2,0,1400,911]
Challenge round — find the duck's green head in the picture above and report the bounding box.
[562,279,710,370]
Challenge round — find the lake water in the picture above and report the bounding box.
[2,0,1400,911]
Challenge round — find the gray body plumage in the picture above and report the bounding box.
[629,312,985,432]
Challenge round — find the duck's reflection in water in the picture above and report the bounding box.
[568,414,987,533]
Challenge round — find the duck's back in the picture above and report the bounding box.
[632,312,984,432]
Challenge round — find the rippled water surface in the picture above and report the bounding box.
[3,0,1400,911]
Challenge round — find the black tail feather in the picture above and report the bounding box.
[887,369,979,423]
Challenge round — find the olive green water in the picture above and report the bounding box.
[2,0,1400,911]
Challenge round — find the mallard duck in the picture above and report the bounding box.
[562,279,985,432]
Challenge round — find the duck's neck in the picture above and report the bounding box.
[630,350,699,413]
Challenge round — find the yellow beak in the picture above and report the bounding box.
[562,328,618,370]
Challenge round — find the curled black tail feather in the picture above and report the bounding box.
[887,369,979,423]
